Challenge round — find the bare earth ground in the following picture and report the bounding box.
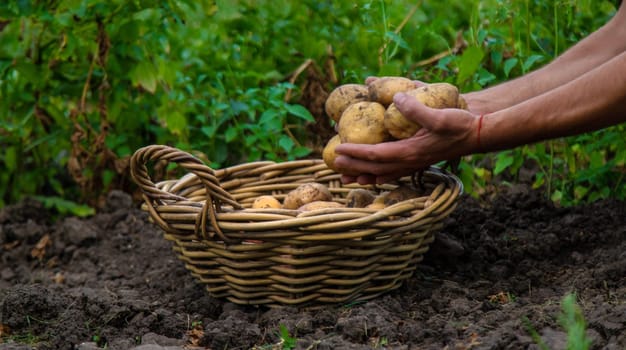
[0,184,625,350]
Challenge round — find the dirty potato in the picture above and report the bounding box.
[345,188,376,208]
[298,200,344,211]
[283,183,333,210]
[338,101,390,144]
[366,193,388,210]
[383,185,421,206]
[322,134,342,172]
[251,195,282,209]
[324,84,370,123]
[368,77,417,106]
[384,83,460,139]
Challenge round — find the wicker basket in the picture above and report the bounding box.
[130,145,463,307]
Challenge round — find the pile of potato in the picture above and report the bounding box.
[251,181,423,212]
[249,77,466,214]
[322,77,467,173]
[250,183,337,211]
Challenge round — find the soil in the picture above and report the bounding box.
[1,184,625,350]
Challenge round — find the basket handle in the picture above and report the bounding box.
[130,145,242,242]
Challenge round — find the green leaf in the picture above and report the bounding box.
[551,190,563,203]
[532,172,544,189]
[477,68,496,86]
[589,151,604,169]
[165,111,187,136]
[285,104,314,122]
[214,0,243,21]
[225,126,238,142]
[456,46,484,85]
[278,135,294,153]
[33,196,95,217]
[130,61,158,94]
[259,109,281,131]
[201,125,216,138]
[574,185,589,200]
[494,152,514,175]
[384,31,410,50]
[522,54,545,72]
[503,58,518,78]
[292,146,311,159]
[4,146,18,171]
[132,8,159,22]
[490,50,502,67]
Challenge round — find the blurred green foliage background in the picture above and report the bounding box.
[0,0,624,214]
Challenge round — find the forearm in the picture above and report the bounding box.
[465,4,626,114]
[480,51,626,152]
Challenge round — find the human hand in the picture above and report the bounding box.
[333,92,480,185]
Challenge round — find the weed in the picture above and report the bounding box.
[278,324,297,350]
[523,292,592,350]
[559,293,592,350]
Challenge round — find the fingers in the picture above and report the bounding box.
[335,140,413,163]
[392,93,442,131]
[334,151,418,177]
[365,76,378,85]
[413,80,427,88]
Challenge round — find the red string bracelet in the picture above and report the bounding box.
[477,114,485,152]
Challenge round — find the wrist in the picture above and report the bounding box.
[475,113,486,153]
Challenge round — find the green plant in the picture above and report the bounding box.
[277,324,297,350]
[523,316,550,350]
[0,0,622,210]
[1,331,42,346]
[559,293,592,350]
[0,315,49,346]
[524,292,592,350]
[32,195,95,217]
[0,1,319,209]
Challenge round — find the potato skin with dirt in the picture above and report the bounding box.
[384,83,460,139]
[283,183,333,210]
[324,84,370,123]
[366,193,387,210]
[298,200,344,211]
[368,77,417,106]
[322,134,342,172]
[338,101,390,144]
[345,188,376,208]
[384,185,421,206]
[251,195,282,209]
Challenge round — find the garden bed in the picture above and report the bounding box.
[1,184,624,349]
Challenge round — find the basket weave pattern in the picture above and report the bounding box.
[131,145,463,307]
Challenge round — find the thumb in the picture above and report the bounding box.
[393,92,440,131]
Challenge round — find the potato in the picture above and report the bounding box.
[384,83,460,139]
[368,77,417,106]
[338,101,390,144]
[251,195,282,209]
[366,192,388,210]
[345,188,376,208]
[457,95,469,110]
[322,134,342,172]
[298,200,344,211]
[324,84,370,123]
[283,183,333,210]
[366,202,386,210]
[383,185,421,206]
